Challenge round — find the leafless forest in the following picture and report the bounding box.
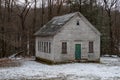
[0,0,120,58]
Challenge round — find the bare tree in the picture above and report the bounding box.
[48,0,54,20]
[56,0,63,15]
[78,0,82,12]
[14,1,33,56]
[33,0,37,30]
[112,1,120,55]
[0,0,8,57]
[103,0,118,54]
[0,0,1,20]
[41,0,45,26]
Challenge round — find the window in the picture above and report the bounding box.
[46,42,48,53]
[48,42,51,53]
[89,41,94,53]
[44,42,46,52]
[62,42,67,54]
[38,41,40,51]
[40,42,42,51]
[38,41,41,51]
[76,20,79,25]
[38,41,51,53]
[41,42,43,52]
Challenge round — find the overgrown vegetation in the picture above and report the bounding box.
[0,58,21,67]
[0,0,120,57]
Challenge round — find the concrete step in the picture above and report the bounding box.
[75,59,88,63]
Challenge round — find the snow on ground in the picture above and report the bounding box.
[0,57,120,80]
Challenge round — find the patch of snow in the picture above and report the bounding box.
[103,54,110,57]
[0,57,120,80]
[111,55,119,58]
[102,55,119,58]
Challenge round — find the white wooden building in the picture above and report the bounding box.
[34,12,101,63]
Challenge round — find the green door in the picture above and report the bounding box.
[75,44,81,60]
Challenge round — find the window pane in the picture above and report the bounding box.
[44,42,46,52]
[46,42,48,53]
[42,42,43,52]
[62,42,67,54]
[89,41,93,53]
[40,42,41,52]
[38,41,40,51]
[38,41,39,51]
[49,42,51,53]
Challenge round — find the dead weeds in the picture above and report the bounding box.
[0,58,21,67]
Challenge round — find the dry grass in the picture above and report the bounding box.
[0,58,21,67]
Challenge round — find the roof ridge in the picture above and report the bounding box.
[34,12,101,36]
[53,12,79,19]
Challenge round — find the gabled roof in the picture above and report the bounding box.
[34,12,101,36]
[34,12,78,36]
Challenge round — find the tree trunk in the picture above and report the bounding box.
[48,0,52,20]
[78,0,82,12]
[41,0,44,26]
[108,12,114,54]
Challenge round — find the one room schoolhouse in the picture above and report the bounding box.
[34,12,101,63]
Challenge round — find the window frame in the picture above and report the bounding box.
[48,42,51,53]
[41,42,43,52]
[38,41,51,53]
[89,41,94,53]
[38,41,40,51]
[62,42,67,54]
